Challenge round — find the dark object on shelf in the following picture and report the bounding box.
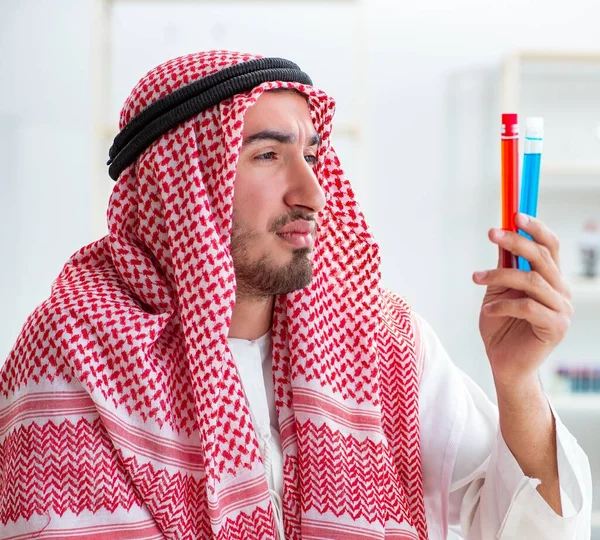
[556,364,600,393]
[581,219,600,278]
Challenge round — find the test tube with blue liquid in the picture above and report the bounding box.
[518,117,543,271]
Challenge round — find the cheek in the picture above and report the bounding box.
[234,161,285,229]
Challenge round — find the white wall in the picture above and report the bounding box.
[1,0,599,398]
[0,0,95,361]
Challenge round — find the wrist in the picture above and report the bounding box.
[495,372,545,412]
[496,373,554,452]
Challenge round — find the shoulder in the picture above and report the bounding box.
[378,288,423,378]
[1,245,135,398]
[1,293,79,398]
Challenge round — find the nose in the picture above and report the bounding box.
[284,156,326,214]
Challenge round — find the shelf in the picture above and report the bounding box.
[493,166,600,193]
[548,394,600,412]
[515,51,600,64]
[544,165,600,175]
[541,165,600,192]
[570,277,600,303]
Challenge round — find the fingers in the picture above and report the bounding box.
[483,297,571,343]
[473,268,573,315]
[516,213,561,269]
[488,223,570,298]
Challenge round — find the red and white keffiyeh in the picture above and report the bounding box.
[1,51,427,540]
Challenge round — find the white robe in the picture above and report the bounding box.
[228,313,592,540]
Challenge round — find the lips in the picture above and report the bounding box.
[277,220,313,235]
[276,220,316,249]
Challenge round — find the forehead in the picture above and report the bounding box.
[242,90,315,133]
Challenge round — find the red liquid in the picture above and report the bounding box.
[501,116,519,269]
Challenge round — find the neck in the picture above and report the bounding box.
[229,295,274,340]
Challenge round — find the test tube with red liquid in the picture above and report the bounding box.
[501,113,519,269]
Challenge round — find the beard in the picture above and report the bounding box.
[230,213,316,300]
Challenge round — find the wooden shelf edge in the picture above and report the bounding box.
[515,50,600,64]
[543,165,600,176]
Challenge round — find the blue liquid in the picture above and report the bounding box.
[518,152,541,271]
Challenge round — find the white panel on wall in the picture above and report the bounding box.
[109,2,359,125]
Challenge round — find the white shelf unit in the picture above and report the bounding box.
[445,52,600,535]
[502,51,600,531]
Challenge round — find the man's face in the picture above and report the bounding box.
[231,90,326,299]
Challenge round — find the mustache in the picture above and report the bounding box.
[269,210,317,234]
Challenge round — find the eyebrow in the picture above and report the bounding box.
[242,130,321,148]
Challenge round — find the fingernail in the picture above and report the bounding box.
[474,271,488,281]
[494,229,505,238]
[518,213,530,225]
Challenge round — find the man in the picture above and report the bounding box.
[0,51,591,539]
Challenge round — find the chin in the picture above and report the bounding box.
[272,252,314,294]
[233,243,316,298]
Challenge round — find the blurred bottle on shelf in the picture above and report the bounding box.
[554,363,600,395]
[580,219,600,278]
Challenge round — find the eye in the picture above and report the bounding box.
[255,151,277,161]
[304,154,318,166]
